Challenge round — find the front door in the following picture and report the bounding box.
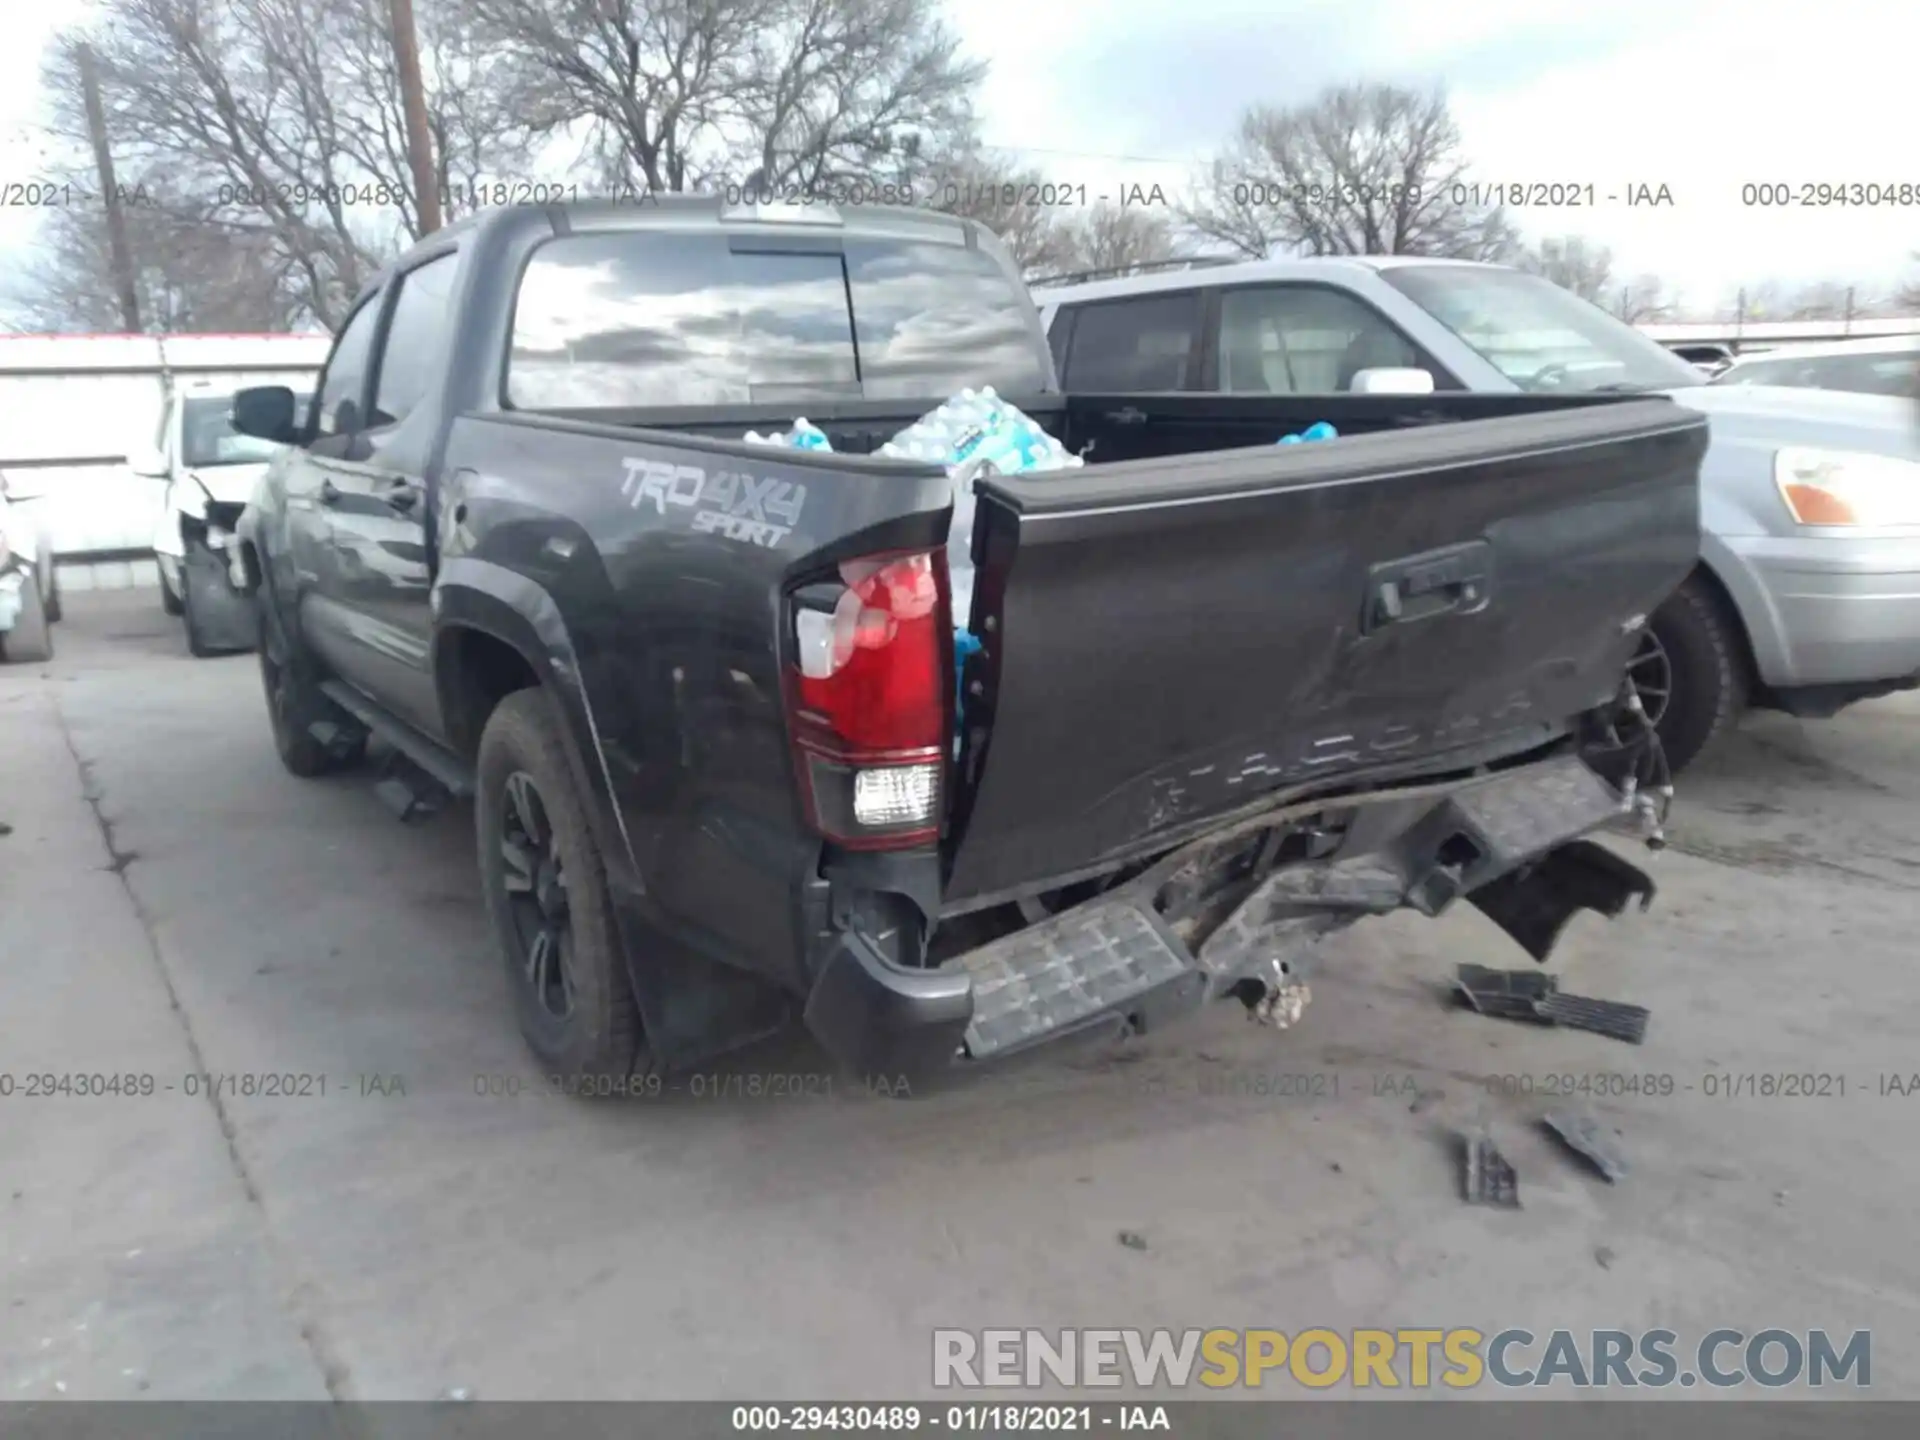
[308,251,460,738]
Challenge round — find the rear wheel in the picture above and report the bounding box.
[1642,573,1747,773]
[42,569,61,624]
[160,568,184,616]
[0,577,53,663]
[256,591,364,777]
[476,687,644,1084]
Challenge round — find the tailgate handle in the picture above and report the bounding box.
[1364,542,1493,633]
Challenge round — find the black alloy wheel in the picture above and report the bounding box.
[499,769,576,1021]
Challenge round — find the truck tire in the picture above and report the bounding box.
[255,590,365,777]
[182,566,216,658]
[43,570,61,624]
[160,569,184,616]
[0,577,53,663]
[1643,573,1747,774]
[476,687,644,1085]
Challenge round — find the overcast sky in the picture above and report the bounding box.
[2,0,1910,325]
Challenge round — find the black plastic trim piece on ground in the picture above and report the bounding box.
[1453,963,1557,1023]
[1537,992,1651,1045]
[1462,1131,1521,1208]
[1543,1110,1630,1182]
[1454,963,1650,1044]
[1466,840,1655,963]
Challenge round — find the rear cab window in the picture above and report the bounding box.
[505,231,1050,409]
[1053,293,1200,390]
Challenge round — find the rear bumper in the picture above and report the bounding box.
[1723,533,1920,688]
[800,751,1648,1081]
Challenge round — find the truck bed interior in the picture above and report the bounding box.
[536,389,1642,468]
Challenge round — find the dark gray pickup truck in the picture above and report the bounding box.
[225,197,1706,1088]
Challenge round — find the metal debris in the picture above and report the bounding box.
[1454,964,1649,1044]
[1543,1110,1630,1182]
[1460,1131,1521,1208]
[1117,1230,1149,1251]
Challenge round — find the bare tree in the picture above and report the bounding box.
[10,172,304,331]
[29,0,532,330]
[1718,278,1891,324]
[1780,281,1874,321]
[1056,203,1181,277]
[1178,83,1520,261]
[1608,273,1675,324]
[923,154,1082,277]
[467,0,980,196]
[1520,235,1613,304]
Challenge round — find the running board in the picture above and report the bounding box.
[317,680,475,798]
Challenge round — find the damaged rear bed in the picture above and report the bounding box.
[807,399,1705,1078]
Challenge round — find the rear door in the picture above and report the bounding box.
[945,399,1710,903]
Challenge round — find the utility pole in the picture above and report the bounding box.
[388,0,441,235]
[76,42,141,333]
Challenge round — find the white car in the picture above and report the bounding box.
[0,469,59,663]
[134,381,310,656]
[1711,336,1920,399]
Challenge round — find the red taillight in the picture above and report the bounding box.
[789,551,950,848]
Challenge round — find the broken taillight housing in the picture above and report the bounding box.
[788,550,950,848]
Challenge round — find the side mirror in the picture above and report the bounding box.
[127,446,170,479]
[231,385,299,445]
[1350,367,1436,396]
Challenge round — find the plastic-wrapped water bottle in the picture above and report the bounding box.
[1277,421,1339,444]
[744,418,834,451]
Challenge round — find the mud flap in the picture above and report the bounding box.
[1465,839,1654,963]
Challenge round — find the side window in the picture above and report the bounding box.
[1218,286,1422,394]
[315,297,383,437]
[371,254,459,428]
[1059,294,1200,390]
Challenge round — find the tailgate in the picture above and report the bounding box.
[945,398,1707,903]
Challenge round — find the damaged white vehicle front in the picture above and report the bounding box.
[138,384,307,656]
[0,469,59,664]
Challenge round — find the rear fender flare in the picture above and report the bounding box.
[432,557,641,893]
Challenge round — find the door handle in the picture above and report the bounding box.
[1362,541,1494,634]
[318,478,343,507]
